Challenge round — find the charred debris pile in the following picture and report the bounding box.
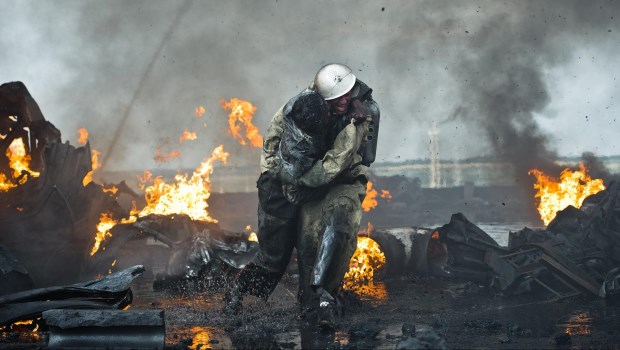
[0,82,257,346]
[418,180,620,300]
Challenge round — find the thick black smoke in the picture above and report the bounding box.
[380,1,618,186]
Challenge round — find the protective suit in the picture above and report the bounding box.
[230,80,377,311]
[295,119,369,308]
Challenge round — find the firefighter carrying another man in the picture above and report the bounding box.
[224,63,380,329]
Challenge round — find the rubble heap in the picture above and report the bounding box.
[0,82,122,289]
[430,181,620,300]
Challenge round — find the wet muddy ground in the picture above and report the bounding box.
[146,274,620,349]
[3,262,620,349]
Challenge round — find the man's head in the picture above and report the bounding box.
[314,63,356,116]
[290,91,329,135]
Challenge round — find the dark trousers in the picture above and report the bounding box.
[236,202,297,299]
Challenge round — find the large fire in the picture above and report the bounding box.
[529,163,606,225]
[91,145,229,255]
[220,98,263,148]
[0,138,40,192]
[139,145,228,220]
[344,223,386,291]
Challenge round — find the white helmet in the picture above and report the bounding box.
[313,63,356,100]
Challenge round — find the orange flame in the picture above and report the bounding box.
[91,212,115,255]
[220,98,263,148]
[91,146,229,255]
[0,173,16,192]
[140,145,229,220]
[362,181,379,212]
[137,170,154,189]
[344,233,386,290]
[380,189,392,201]
[564,312,592,335]
[195,105,206,118]
[179,129,197,143]
[529,163,606,226]
[245,224,258,242]
[189,326,213,350]
[8,138,39,180]
[4,318,41,340]
[90,211,138,256]
[0,138,40,191]
[83,149,101,186]
[77,128,89,145]
[102,185,118,195]
[108,259,117,274]
[153,147,181,163]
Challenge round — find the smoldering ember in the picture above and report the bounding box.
[2,2,620,349]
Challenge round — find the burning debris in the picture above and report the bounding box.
[343,234,386,292]
[0,81,124,288]
[529,163,606,225]
[0,81,265,297]
[399,170,620,301]
[91,145,229,256]
[353,163,620,304]
[88,214,258,291]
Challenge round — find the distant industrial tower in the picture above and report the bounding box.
[428,124,441,188]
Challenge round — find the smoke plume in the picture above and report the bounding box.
[1,0,618,177]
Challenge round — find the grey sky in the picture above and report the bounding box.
[1,0,618,171]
